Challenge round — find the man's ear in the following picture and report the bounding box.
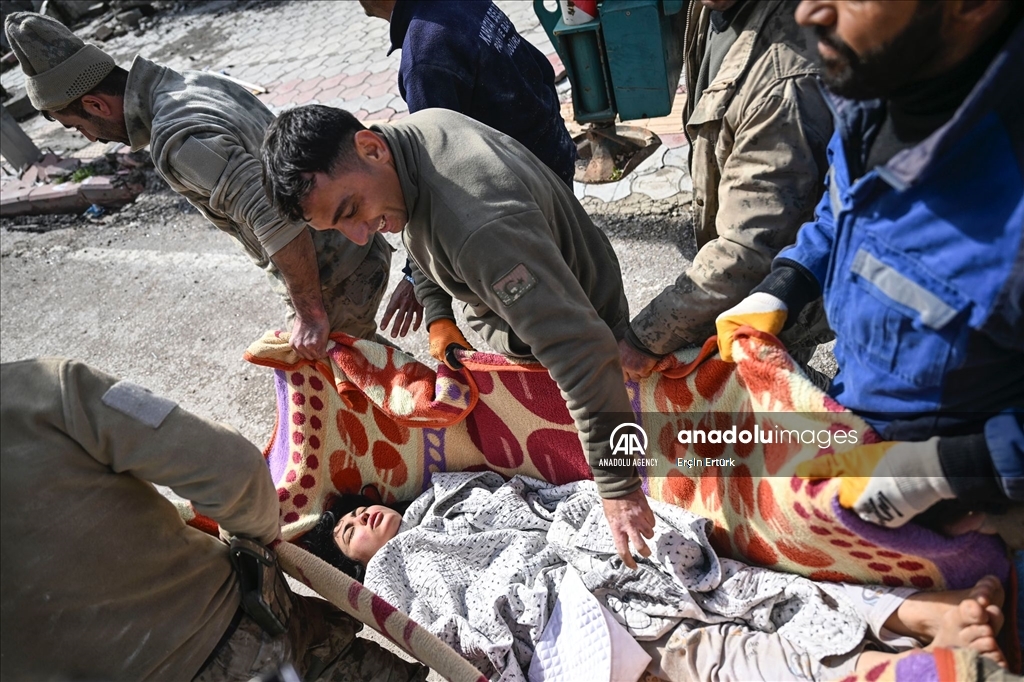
[950,0,1012,29]
[80,94,114,118]
[353,129,390,165]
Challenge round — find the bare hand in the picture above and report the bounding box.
[289,312,330,360]
[618,339,658,382]
[380,279,424,338]
[601,488,656,569]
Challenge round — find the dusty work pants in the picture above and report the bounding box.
[193,589,428,682]
[642,583,921,682]
[276,233,394,341]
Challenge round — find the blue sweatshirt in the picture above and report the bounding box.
[388,0,576,185]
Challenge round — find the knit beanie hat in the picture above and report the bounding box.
[4,12,116,111]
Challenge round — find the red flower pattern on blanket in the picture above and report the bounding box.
[243,328,1009,595]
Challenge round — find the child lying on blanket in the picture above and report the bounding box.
[301,472,1008,682]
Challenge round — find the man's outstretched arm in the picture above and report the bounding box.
[271,230,330,359]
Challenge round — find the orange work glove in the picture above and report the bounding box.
[714,292,788,362]
[428,319,473,370]
[796,438,953,528]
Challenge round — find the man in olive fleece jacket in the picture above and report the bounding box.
[262,106,656,568]
[0,358,427,682]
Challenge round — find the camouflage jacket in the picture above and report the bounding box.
[628,0,833,355]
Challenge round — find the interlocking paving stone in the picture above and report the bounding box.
[0,0,690,209]
[632,167,686,201]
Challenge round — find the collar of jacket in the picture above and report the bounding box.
[123,55,167,152]
[826,17,1024,192]
[386,0,417,57]
[684,0,785,128]
[371,122,419,221]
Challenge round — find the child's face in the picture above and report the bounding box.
[333,504,402,564]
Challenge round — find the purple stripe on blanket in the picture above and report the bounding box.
[267,369,290,482]
[832,497,1010,589]
[421,427,446,493]
[626,380,651,495]
[895,651,938,681]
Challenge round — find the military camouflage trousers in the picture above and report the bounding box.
[272,233,394,341]
[194,591,427,682]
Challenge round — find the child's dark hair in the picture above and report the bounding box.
[300,494,409,582]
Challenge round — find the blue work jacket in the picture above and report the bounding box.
[777,21,1024,441]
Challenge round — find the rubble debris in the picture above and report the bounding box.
[0,148,149,218]
[93,23,114,41]
[116,8,143,28]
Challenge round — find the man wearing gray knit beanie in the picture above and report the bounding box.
[3,12,405,360]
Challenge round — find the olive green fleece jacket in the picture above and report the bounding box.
[0,358,279,681]
[374,109,639,497]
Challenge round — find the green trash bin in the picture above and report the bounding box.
[534,0,686,123]
[601,0,686,120]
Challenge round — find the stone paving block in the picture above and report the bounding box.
[366,59,396,74]
[584,178,632,203]
[296,76,325,94]
[362,94,395,114]
[344,82,373,99]
[366,70,394,86]
[0,185,34,217]
[547,52,565,79]
[339,95,370,112]
[678,172,693,193]
[347,50,374,65]
[270,90,297,107]
[28,182,91,214]
[632,167,686,201]
[661,133,688,149]
[316,85,343,102]
[304,55,329,71]
[279,65,311,83]
[388,95,409,113]
[319,74,345,91]
[342,71,371,87]
[0,0,688,211]
[345,61,373,76]
[79,176,139,206]
[363,81,395,99]
[663,146,689,170]
[369,107,396,122]
[21,166,40,186]
[324,54,350,71]
[632,145,669,176]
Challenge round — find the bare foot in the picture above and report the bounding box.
[927,575,1007,668]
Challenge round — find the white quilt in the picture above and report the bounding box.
[364,472,866,682]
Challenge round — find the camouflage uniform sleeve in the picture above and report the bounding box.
[629,76,831,355]
[164,132,306,258]
[457,211,640,498]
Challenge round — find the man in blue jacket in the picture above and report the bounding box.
[358,0,577,349]
[716,0,1023,538]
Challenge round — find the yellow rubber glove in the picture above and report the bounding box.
[796,438,953,528]
[714,292,788,362]
[428,319,473,370]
